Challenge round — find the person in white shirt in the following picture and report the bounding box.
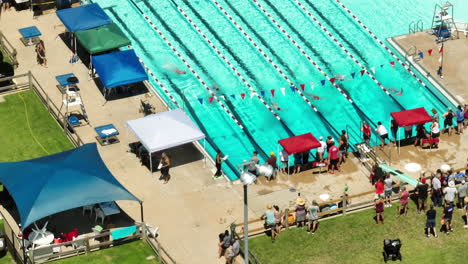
[375,121,389,149]
[430,119,440,148]
[317,136,327,162]
[279,149,289,174]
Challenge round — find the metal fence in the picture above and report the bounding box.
[0,31,18,68]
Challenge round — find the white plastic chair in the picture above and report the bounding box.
[72,235,86,250]
[94,208,105,225]
[83,205,94,216]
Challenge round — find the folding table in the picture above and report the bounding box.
[95,124,120,145]
[18,26,42,46]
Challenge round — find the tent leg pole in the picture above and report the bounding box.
[203,139,206,168]
[150,153,153,177]
[398,129,400,156]
[140,201,144,222]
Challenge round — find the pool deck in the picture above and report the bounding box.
[1,9,468,264]
[389,31,468,104]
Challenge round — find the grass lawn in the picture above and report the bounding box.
[249,202,468,264]
[52,240,160,264]
[0,91,74,162]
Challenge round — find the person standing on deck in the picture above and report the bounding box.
[317,136,326,162]
[361,121,371,143]
[375,122,389,150]
[248,151,259,175]
[214,151,223,178]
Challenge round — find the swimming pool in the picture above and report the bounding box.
[91,0,465,180]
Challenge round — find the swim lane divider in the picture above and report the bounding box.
[211,0,321,114]
[175,4,297,138]
[252,0,355,104]
[292,0,405,111]
[332,0,429,88]
[211,0,346,139]
[127,0,244,130]
[176,6,281,121]
[332,0,450,108]
[128,46,181,108]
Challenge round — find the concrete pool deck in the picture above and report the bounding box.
[389,31,468,104]
[1,9,468,264]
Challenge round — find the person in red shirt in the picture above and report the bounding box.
[361,121,371,143]
[327,143,340,174]
[375,178,385,199]
[266,152,278,180]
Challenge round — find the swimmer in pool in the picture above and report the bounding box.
[389,87,403,96]
[306,93,321,100]
[272,102,287,111]
[173,67,186,75]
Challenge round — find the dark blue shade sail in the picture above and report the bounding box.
[0,143,140,228]
[56,3,112,33]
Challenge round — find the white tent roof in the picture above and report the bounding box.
[126,109,205,153]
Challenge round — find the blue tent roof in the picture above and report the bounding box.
[56,3,112,33]
[0,143,140,228]
[92,49,148,89]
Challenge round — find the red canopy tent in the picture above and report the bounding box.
[390,107,433,153]
[278,133,321,155]
[390,107,433,127]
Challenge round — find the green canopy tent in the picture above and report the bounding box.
[75,23,131,75]
[75,23,131,55]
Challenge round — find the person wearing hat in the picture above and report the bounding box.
[442,107,455,135]
[444,181,458,204]
[415,177,429,213]
[261,205,277,242]
[266,152,278,180]
[295,197,307,229]
[458,180,467,209]
[317,136,327,162]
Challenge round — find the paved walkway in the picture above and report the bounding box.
[1,8,467,264]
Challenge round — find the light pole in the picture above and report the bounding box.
[239,170,256,264]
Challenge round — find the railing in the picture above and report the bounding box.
[236,165,468,241]
[0,72,85,147]
[0,31,19,68]
[230,224,261,264]
[140,224,177,264]
[0,208,177,264]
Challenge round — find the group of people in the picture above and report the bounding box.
[260,198,321,243]
[373,165,468,236]
[218,230,240,264]
[361,104,468,150]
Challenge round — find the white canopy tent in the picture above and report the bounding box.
[126,108,206,173]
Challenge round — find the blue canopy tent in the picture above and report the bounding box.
[0,143,142,229]
[56,3,113,60]
[56,3,112,33]
[92,49,148,99]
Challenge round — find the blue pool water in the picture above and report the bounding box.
[92,0,467,180]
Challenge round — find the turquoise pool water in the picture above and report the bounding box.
[92,0,466,180]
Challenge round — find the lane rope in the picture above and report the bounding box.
[128,46,182,108]
[211,0,320,113]
[176,5,281,121]
[333,0,430,88]
[140,13,244,129]
[253,0,355,105]
[293,0,404,108]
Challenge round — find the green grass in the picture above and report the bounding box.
[52,240,161,264]
[0,91,74,162]
[249,203,468,264]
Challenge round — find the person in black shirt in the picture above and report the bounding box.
[426,205,438,238]
[415,178,429,213]
[442,202,454,235]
